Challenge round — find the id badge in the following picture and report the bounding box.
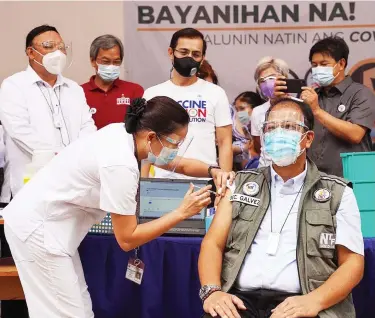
[266,232,280,256]
[125,258,145,285]
[53,114,62,128]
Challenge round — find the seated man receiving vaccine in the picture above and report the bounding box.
[198,98,364,318]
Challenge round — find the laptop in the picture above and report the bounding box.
[139,178,213,236]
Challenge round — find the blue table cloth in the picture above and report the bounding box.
[79,236,375,318]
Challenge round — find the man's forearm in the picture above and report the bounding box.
[314,108,366,144]
[198,240,224,286]
[308,255,364,311]
[218,145,233,172]
[157,157,210,178]
[174,158,210,177]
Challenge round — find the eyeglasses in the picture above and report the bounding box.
[262,121,308,134]
[96,58,122,66]
[258,75,277,84]
[32,41,70,52]
[174,49,203,60]
[159,134,185,148]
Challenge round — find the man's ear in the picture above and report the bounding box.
[168,47,174,62]
[305,130,315,149]
[339,58,346,71]
[26,47,35,60]
[90,58,97,68]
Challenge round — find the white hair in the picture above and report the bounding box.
[254,56,289,82]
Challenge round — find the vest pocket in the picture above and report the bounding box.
[305,209,335,259]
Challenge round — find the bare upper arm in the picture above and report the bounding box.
[216,125,232,144]
[111,213,137,248]
[203,188,233,251]
[253,136,261,154]
[337,244,364,269]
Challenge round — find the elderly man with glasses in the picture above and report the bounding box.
[198,98,364,318]
[82,34,144,130]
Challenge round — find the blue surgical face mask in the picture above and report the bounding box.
[97,63,121,82]
[147,136,179,166]
[311,64,338,87]
[237,111,251,126]
[263,127,306,166]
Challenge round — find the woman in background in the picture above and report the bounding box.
[231,92,263,170]
[198,60,219,85]
[251,56,289,168]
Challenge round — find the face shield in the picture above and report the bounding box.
[157,134,195,176]
[261,108,309,167]
[31,40,73,71]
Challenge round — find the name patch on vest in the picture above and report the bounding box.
[319,233,336,249]
[230,194,260,207]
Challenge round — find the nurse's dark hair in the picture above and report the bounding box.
[266,97,314,130]
[125,97,190,134]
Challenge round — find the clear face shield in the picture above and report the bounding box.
[157,134,195,176]
[30,40,73,71]
[261,108,309,167]
[145,127,195,175]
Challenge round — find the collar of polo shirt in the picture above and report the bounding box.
[271,163,307,192]
[88,75,120,92]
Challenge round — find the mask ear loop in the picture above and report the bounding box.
[296,130,310,158]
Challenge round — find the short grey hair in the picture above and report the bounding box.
[90,34,124,61]
[254,56,289,82]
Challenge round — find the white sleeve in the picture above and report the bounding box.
[78,87,97,136]
[226,180,236,194]
[214,89,232,127]
[0,79,49,155]
[99,165,139,215]
[335,186,364,255]
[142,88,154,101]
[251,108,262,137]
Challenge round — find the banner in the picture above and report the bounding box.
[124,1,375,137]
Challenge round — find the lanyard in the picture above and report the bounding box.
[37,82,70,147]
[270,183,304,234]
[132,133,141,259]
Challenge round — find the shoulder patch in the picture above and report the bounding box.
[237,170,260,175]
[320,176,347,187]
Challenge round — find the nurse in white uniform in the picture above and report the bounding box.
[2,96,230,318]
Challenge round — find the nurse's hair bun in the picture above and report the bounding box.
[125,98,147,133]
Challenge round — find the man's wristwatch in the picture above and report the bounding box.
[199,285,221,302]
[208,165,220,178]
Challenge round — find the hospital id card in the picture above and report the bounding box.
[126,258,145,285]
[266,232,280,256]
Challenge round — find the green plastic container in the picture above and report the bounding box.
[341,152,375,237]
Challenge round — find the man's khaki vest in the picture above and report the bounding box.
[221,160,356,318]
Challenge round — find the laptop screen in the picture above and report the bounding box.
[140,178,208,220]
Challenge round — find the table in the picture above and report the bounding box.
[0,257,25,300]
[79,235,375,318]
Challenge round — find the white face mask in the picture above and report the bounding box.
[32,48,67,75]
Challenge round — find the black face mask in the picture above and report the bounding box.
[173,56,201,78]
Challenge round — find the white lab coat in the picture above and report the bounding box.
[0,66,96,198]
